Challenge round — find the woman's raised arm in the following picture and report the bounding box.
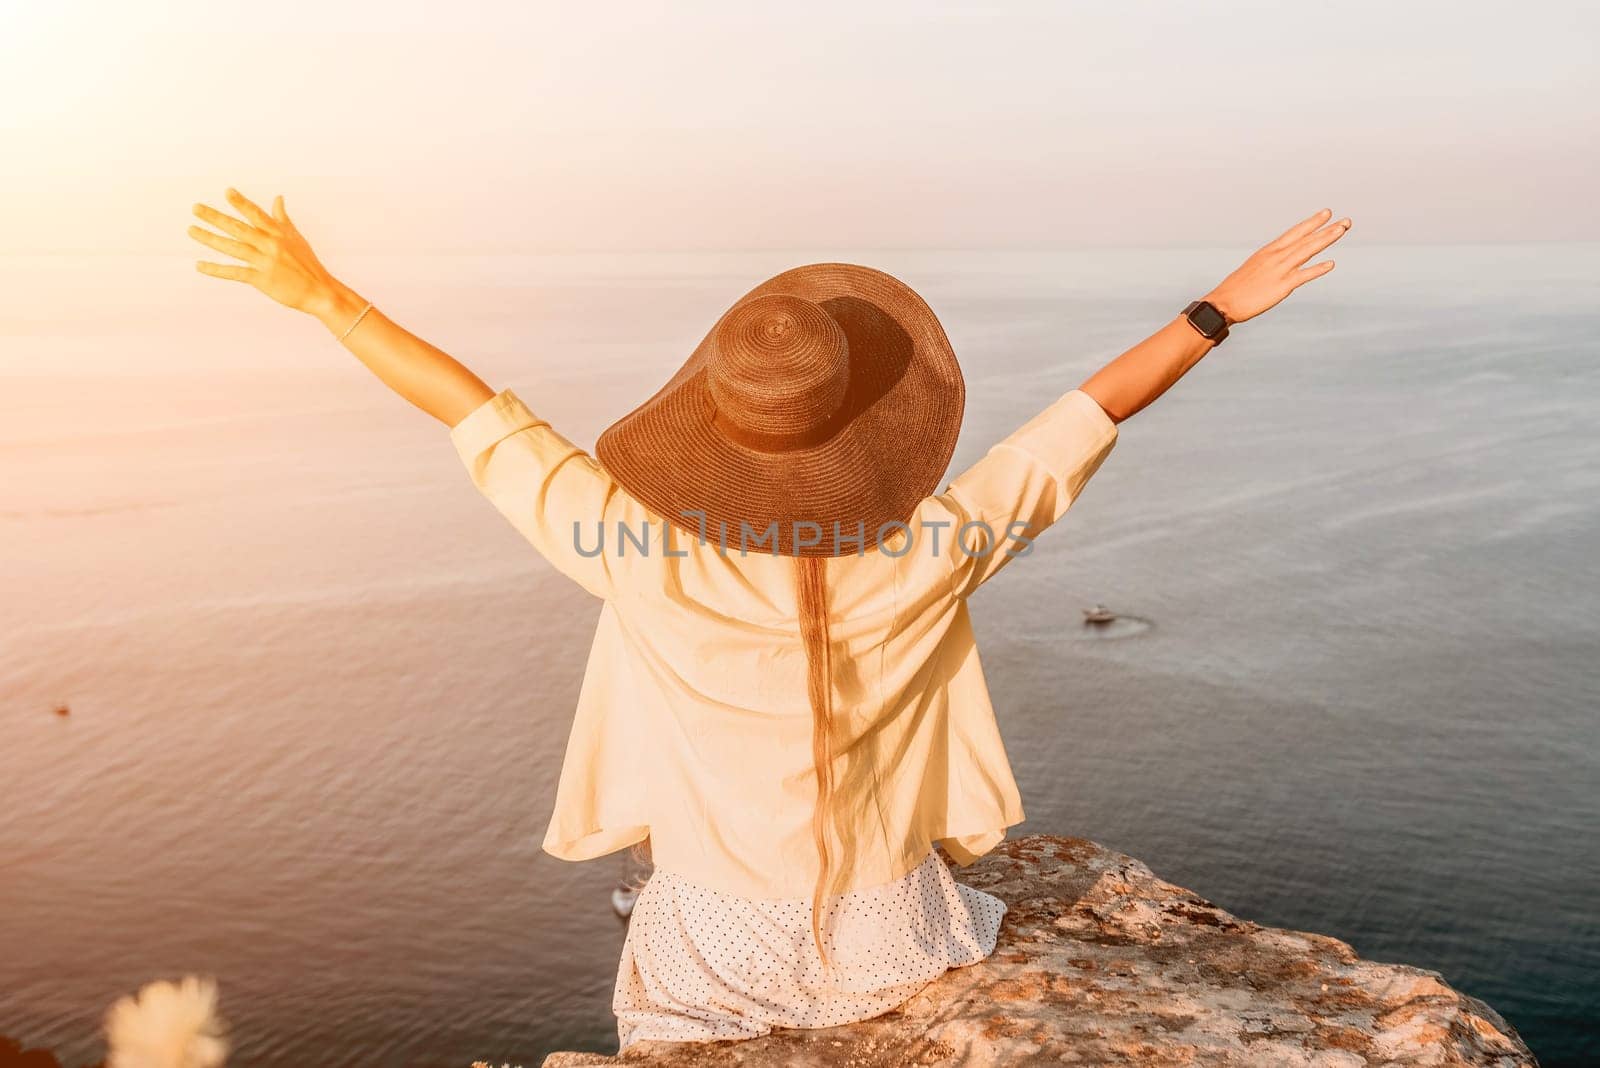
[188,187,494,427]
[1079,208,1353,423]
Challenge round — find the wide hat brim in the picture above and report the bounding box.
[595,263,965,558]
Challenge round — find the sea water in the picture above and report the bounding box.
[1,243,1595,1065]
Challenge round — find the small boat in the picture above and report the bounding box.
[612,881,642,919]
[1082,604,1117,624]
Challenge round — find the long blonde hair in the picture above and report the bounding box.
[795,553,842,970]
[629,554,845,969]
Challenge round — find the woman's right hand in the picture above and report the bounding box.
[189,187,352,323]
[1203,208,1352,324]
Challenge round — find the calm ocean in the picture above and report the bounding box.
[2,244,1596,1066]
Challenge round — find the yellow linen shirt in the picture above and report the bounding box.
[449,386,1118,900]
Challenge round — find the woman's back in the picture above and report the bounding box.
[448,382,1120,900]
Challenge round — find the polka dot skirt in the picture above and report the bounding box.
[613,847,1008,1051]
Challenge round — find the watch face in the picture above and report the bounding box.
[1190,302,1227,336]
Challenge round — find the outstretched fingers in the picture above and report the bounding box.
[1285,217,1352,266]
[1268,208,1334,251]
[191,202,261,243]
[187,225,263,265]
[225,187,276,231]
[1294,259,1337,282]
[195,261,257,282]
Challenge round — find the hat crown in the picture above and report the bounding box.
[707,294,849,448]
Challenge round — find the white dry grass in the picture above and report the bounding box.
[97,975,522,1068]
[103,976,228,1068]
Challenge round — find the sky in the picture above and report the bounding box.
[1,0,1596,254]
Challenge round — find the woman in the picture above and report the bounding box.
[188,193,1350,1051]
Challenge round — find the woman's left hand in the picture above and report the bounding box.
[188,188,344,319]
[1204,208,1353,324]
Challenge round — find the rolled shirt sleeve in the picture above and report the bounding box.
[938,388,1118,597]
[450,388,616,599]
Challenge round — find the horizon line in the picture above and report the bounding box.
[8,237,1598,258]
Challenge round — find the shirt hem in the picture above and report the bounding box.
[545,824,651,863]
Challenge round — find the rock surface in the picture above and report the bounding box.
[542,835,1535,1067]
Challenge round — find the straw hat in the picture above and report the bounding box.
[595,263,965,557]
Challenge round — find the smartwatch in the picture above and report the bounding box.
[1183,299,1230,345]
